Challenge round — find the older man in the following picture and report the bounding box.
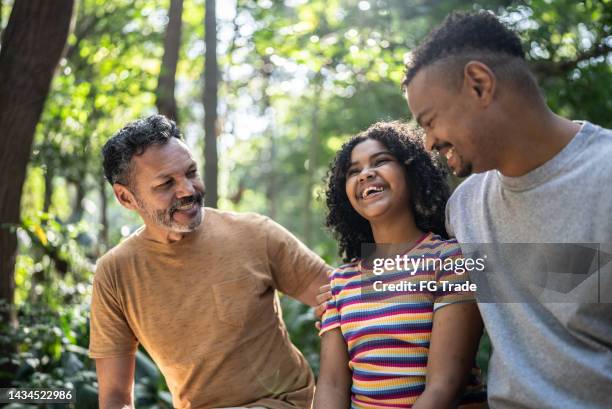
[403,11,612,409]
[89,115,330,409]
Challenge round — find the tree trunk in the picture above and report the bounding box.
[0,0,6,41]
[156,0,183,123]
[69,179,85,223]
[43,164,53,213]
[303,77,322,246]
[98,173,108,255]
[203,0,218,208]
[0,0,74,386]
[267,129,278,220]
[260,56,277,219]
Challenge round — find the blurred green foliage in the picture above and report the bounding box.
[2,0,609,404]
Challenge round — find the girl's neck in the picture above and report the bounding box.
[370,212,424,245]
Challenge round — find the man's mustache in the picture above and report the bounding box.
[169,191,204,213]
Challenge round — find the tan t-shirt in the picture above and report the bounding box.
[89,208,329,409]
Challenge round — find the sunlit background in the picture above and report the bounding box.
[1,0,610,405]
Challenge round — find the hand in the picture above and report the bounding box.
[314,284,332,329]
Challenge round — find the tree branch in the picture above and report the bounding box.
[531,40,612,78]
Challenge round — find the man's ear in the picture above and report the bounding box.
[112,183,139,211]
[463,61,496,107]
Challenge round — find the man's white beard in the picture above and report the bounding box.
[136,197,203,233]
[167,207,203,232]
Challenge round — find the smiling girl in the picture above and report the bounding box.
[313,122,486,409]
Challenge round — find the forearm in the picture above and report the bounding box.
[313,378,351,409]
[412,381,462,409]
[315,328,352,409]
[296,270,331,307]
[99,392,134,409]
[95,355,136,409]
[414,302,483,409]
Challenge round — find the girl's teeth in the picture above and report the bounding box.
[363,187,383,199]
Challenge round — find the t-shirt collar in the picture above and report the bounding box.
[495,121,593,191]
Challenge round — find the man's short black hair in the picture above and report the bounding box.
[402,11,536,93]
[102,114,182,187]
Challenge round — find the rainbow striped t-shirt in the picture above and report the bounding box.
[320,232,486,409]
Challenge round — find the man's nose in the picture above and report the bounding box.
[175,177,196,198]
[423,131,436,153]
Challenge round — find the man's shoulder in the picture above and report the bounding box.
[445,172,498,238]
[205,208,288,247]
[580,121,612,164]
[98,233,140,264]
[448,172,492,211]
[452,172,489,195]
[583,120,612,140]
[95,233,142,278]
[205,207,270,228]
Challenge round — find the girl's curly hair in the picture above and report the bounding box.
[325,121,449,262]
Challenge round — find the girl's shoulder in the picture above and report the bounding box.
[421,233,462,258]
[329,260,361,279]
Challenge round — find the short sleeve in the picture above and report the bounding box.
[433,241,476,311]
[264,217,330,297]
[445,199,456,239]
[319,282,341,336]
[89,261,138,358]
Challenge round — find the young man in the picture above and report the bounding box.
[402,11,612,409]
[89,115,330,409]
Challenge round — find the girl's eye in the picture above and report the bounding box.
[375,158,390,166]
[347,168,359,177]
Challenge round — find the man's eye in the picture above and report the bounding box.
[158,180,173,189]
[187,170,197,177]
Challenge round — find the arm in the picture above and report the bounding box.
[412,302,483,409]
[96,355,136,409]
[262,216,332,305]
[292,270,330,308]
[313,328,352,409]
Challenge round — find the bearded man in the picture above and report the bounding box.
[89,115,330,409]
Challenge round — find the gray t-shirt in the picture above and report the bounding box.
[446,121,612,409]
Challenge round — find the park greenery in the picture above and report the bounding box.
[0,0,610,407]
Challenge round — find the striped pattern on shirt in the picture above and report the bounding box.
[320,232,486,409]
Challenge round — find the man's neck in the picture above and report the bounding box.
[141,226,187,244]
[496,107,581,177]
